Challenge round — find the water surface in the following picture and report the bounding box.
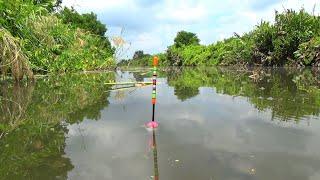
[1,67,320,180]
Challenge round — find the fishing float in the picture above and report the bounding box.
[146,56,159,129]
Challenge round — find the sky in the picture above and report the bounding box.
[62,0,320,59]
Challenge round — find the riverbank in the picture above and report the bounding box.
[0,1,115,81]
[119,9,320,67]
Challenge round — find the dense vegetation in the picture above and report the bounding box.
[0,0,115,80]
[123,9,320,67]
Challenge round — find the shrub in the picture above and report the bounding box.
[210,36,254,65]
[272,9,320,65]
[166,46,183,66]
[294,36,320,66]
[179,45,211,66]
[251,21,276,65]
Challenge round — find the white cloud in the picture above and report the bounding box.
[63,0,134,11]
[156,0,208,24]
[133,32,165,54]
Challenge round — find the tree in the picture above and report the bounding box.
[33,0,62,11]
[174,31,200,48]
[59,7,107,37]
[132,50,145,59]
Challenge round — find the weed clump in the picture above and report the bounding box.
[0,29,34,81]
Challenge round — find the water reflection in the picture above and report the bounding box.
[167,67,320,122]
[0,67,319,179]
[150,129,159,180]
[0,72,114,179]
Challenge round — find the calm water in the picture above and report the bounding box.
[0,67,320,180]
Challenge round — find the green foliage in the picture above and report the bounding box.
[132,50,146,59]
[0,0,49,37]
[249,11,320,66]
[131,55,152,66]
[59,7,107,37]
[167,45,211,66]
[253,22,275,55]
[118,52,168,67]
[0,0,115,78]
[124,50,152,66]
[165,36,254,66]
[174,31,200,48]
[294,36,320,66]
[156,53,169,66]
[166,45,183,66]
[22,15,114,72]
[118,50,170,67]
[251,21,276,64]
[210,36,254,65]
[33,0,62,12]
[210,9,320,66]
[272,9,320,65]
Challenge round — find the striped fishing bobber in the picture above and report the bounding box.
[152,56,158,105]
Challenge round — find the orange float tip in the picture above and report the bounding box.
[152,98,156,104]
[153,56,159,66]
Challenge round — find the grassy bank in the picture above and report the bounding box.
[121,9,320,67]
[0,0,115,81]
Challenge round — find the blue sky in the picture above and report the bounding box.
[62,0,319,59]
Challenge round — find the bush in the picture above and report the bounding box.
[210,36,254,65]
[251,21,276,65]
[166,46,183,66]
[0,0,49,36]
[21,15,114,72]
[179,45,211,65]
[294,36,320,66]
[272,9,320,65]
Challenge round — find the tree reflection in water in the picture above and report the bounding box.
[167,67,320,122]
[0,72,114,179]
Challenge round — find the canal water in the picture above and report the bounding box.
[0,67,320,180]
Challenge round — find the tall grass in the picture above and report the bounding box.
[0,29,34,80]
[0,0,115,80]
